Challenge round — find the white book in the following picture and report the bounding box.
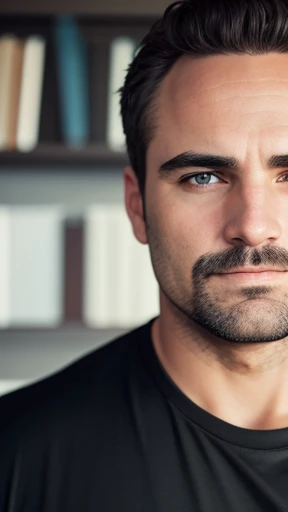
[115,207,137,327]
[84,205,111,328]
[128,232,159,326]
[102,206,123,326]
[0,36,17,149]
[84,204,159,329]
[10,206,64,327]
[107,37,136,152]
[116,208,159,327]
[104,204,137,328]
[84,204,129,328]
[16,36,46,152]
[0,207,11,328]
[137,245,159,324]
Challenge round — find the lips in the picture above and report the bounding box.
[214,269,287,285]
[220,268,287,274]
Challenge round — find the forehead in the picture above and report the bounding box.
[158,52,288,110]
[149,53,288,157]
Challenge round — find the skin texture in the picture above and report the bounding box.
[124,53,288,429]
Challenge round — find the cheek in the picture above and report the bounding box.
[146,177,224,256]
[151,198,215,249]
[147,205,207,269]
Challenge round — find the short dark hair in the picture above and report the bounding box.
[120,0,288,198]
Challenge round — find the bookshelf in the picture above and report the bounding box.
[0,14,154,160]
[0,1,163,389]
[0,144,129,167]
[1,0,170,16]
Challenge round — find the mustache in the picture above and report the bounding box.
[193,245,288,280]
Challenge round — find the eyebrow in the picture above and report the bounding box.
[158,151,288,178]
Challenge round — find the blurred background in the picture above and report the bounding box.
[0,0,171,395]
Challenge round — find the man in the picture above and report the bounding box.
[2,0,288,509]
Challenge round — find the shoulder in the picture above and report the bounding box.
[0,320,152,436]
[0,320,155,507]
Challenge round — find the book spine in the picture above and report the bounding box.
[122,226,159,326]
[84,205,111,328]
[64,218,84,323]
[16,36,46,152]
[54,15,89,147]
[0,207,11,328]
[101,205,131,328]
[84,204,159,329]
[0,36,19,149]
[38,34,61,143]
[8,39,24,149]
[10,206,64,327]
[136,245,159,324]
[113,206,159,327]
[107,37,136,152]
[114,207,136,327]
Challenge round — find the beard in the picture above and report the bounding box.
[188,280,288,343]
[146,221,288,344]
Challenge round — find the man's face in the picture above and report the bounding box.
[144,53,288,343]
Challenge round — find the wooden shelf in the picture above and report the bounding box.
[0,144,129,167]
[0,0,170,16]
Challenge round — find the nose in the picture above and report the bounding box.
[223,183,282,248]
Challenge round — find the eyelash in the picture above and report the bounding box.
[179,172,288,189]
[179,172,223,189]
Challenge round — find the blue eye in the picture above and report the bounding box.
[180,172,221,187]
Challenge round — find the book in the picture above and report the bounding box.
[84,204,111,328]
[38,33,62,144]
[64,218,84,322]
[106,37,136,152]
[9,206,64,327]
[16,36,46,151]
[8,38,24,149]
[131,240,159,325]
[99,205,134,327]
[83,204,159,329]
[114,206,159,327]
[0,36,24,150]
[114,206,137,327]
[0,36,15,149]
[54,15,89,147]
[0,207,10,328]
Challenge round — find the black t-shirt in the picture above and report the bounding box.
[1,318,288,512]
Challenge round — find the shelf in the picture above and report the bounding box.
[0,144,129,167]
[0,323,128,336]
[0,0,170,16]
[0,324,130,380]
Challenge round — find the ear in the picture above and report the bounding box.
[123,165,148,244]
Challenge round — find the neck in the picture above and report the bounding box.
[151,309,288,430]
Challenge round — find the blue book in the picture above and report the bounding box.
[54,15,89,146]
